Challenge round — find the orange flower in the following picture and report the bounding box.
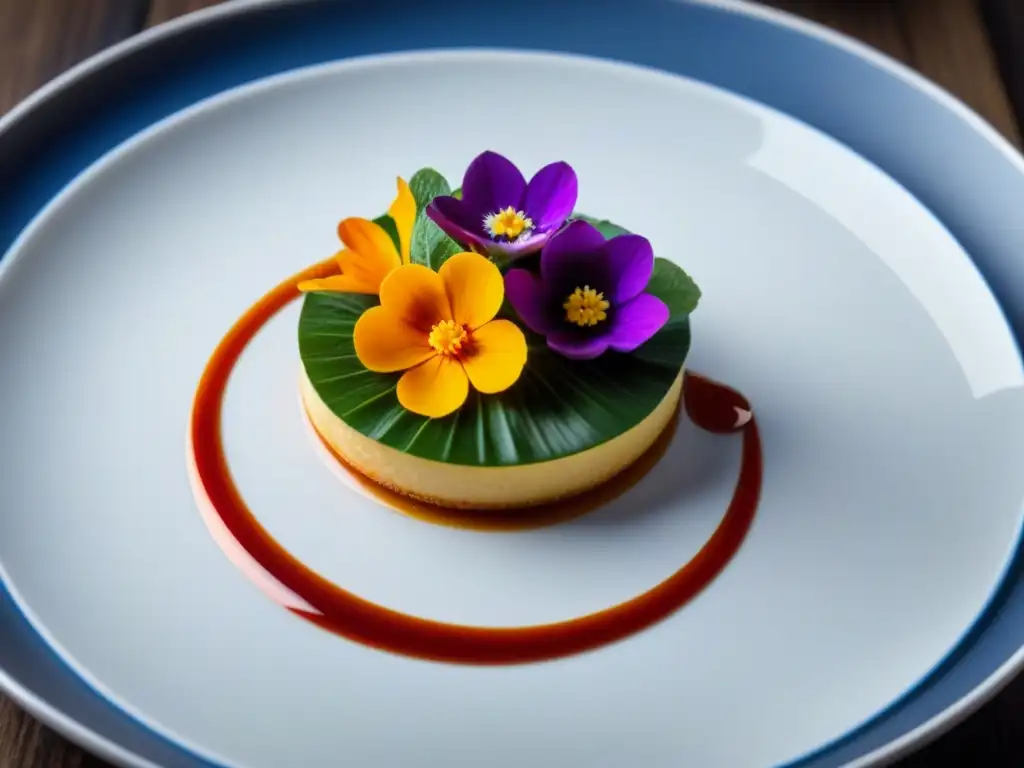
[353,252,528,418]
[298,177,416,294]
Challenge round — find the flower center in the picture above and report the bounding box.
[563,286,610,327]
[428,319,468,355]
[483,206,534,241]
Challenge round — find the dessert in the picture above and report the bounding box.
[189,150,759,661]
[297,151,701,509]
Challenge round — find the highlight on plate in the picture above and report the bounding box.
[295,151,705,509]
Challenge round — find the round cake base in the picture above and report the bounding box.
[300,369,684,510]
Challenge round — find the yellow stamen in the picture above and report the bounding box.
[483,206,534,241]
[563,286,610,327]
[428,319,469,355]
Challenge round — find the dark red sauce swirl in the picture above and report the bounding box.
[188,261,761,664]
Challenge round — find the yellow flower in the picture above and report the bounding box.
[353,252,528,418]
[297,177,417,294]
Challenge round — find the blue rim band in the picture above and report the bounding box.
[2,1,1022,766]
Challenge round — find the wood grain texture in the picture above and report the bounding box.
[0,696,97,768]
[0,0,1021,766]
[980,0,1024,134]
[147,0,223,26]
[897,0,1021,143]
[0,0,147,116]
[768,0,914,62]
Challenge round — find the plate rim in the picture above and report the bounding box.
[1,1,1022,767]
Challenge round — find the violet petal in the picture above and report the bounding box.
[483,230,551,260]
[523,162,578,232]
[607,293,670,353]
[603,234,655,303]
[504,269,559,334]
[546,331,611,361]
[461,151,527,215]
[427,197,492,252]
[540,220,610,292]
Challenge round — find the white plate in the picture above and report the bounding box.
[1,48,1022,768]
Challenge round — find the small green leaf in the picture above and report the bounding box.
[410,209,463,270]
[571,213,630,240]
[406,169,460,267]
[371,214,401,254]
[408,168,451,211]
[633,259,700,367]
[646,257,701,317]
[452,187,462,200]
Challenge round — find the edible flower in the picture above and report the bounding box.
[353,252,528,418]
[504,220,669,360]
[298,177,416,294]
[426,151,577,262]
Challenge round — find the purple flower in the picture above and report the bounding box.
[426,151,578,261]
[504,220,670,360]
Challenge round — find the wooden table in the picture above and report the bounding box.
[0,0,1021,765]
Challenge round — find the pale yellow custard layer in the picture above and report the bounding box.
[300,368,684,510]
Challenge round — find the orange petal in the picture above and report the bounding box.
[462,319,528,394]
[438,252,504,330]
[334,247,394,293]
[337,218,402,274]
[388,177,416,265]
[397,355,469,418]
[297,273,381,295]
[379,263,452,332]
[353,306,434,373]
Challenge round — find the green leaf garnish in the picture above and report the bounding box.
[408,168,451,211]
[407,167,462,269]
[371,213,401,255]
[410,209,464,270]
[647,257,701,318]
[633,258,697,368]
[298,261,696,467]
